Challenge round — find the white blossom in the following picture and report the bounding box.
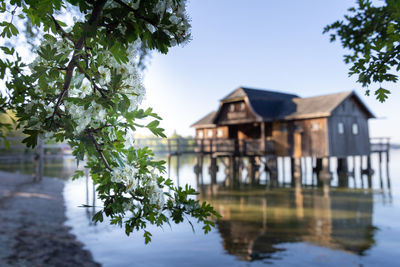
[98,66,111,85]
[124,128,136,148]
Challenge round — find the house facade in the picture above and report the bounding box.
[191,87,374,158]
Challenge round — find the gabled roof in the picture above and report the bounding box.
[191,111,217,128]
[218,87,299,122]
[221,87,298,103]
[191,87,375,128]
[284,91,375,120]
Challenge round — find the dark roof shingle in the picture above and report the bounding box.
[192,87,374,127]
[191,111,217,128]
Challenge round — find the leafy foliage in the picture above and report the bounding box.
[0,0,219,243]
[324,0,400,102]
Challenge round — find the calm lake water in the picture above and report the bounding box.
[1,151,400,266]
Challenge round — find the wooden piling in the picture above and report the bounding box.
[291,157,302,187]
[337,157,348,187]
[367,155,372,188]
[316,157,330,187]
[248,157,257,185]
[378,152,384,189]
[267,156,278,187]
[33,137,44,182]
[208,156,218,185]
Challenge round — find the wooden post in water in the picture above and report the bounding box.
[360,156,365,188]
[386,152,391,190]
[208,156,218,185]
[379,152,383,189]
[337,157,348,187]
[232,156,239,188]
[248,156,256,185]
[194,155,203,188]
[291,157,302,187]
[237,157,244,186]
[254,156,261,185]
[223,157,232,188]
[33,137,44,182]
[267,156,278,187]
[316,157,330,187]
[367,155,372,188]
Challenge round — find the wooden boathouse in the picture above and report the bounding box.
[191,87,381,187]
[192,87,374,158]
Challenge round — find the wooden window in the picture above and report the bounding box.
[229,104,235,112]
[295,124,303,132]
[198,131,204,138]
[217,129,223,137]
[240,102,245,111]
[338,122,344,134]
[207,129,213,138]
[352,123,359,135]
[310,122,319,131]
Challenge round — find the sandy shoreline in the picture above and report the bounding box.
[0,171,100,267]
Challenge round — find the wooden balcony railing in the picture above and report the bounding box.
[370,137,390,153]
[194,138,274,156]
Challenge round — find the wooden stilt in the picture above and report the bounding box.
[378,152,384,189]
[337,157,349,187]
[208,156,218,185]
[317,157,330,187]
[291,157,301,187]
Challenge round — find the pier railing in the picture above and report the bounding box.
[370,137,390,153]
[193,138,274,156]
[0,136,392,159]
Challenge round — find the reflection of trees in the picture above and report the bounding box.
[0,157,78,180]
[200,186,375,262]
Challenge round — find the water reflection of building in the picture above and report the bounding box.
[200,186,375,261]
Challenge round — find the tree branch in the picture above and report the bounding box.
[48,0,108,121]
[76,64,107,98]
[50,15,75,44]
[87,131,113,172]
[113,0,159,27]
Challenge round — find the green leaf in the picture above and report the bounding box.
[22,130,39,148]
[146,120,159,129]
[144,230,152,244]
[72,170,85,180]
[9,23,18,36]
[93,211,104,223]
[375,87,390,102]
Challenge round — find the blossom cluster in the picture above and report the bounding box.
[98,42,146,111]
[111,164,165,210]
[2,0,219,243]
[65,77,108,134]
[152,0,191,45]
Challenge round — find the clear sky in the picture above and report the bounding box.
[142,0,400,143]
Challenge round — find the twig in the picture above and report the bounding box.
[50,15,75,44]
[87,131,113,172]
[113,0,182,43]
[113,0,159,27]
[47,0,108,121]
[87,124,111,133]
[76,64,107,98]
